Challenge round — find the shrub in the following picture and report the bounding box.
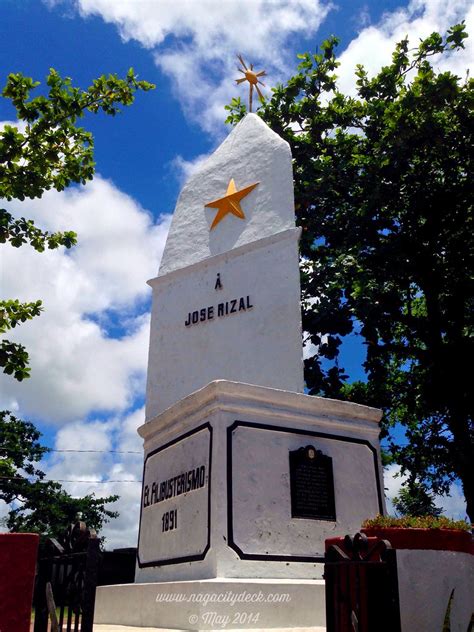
[362,514,472,531]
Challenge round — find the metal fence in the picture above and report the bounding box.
[33,520,101,632]
[325,532,401,632]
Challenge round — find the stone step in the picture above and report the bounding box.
[94,627,326,632]
[95,579,326,630]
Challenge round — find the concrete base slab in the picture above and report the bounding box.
[94,628,185,632]
[94,579,326,630]
[136,381,384,583]
[94,624,326,632]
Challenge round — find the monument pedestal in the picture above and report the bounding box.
[95,578,326,630]
[95,380,384,629]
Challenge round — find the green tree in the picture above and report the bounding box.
[1,67,154,379]
[226,24,474,522]
[0,410,118,541]
[0,68,154,536]
[393,481,443,518]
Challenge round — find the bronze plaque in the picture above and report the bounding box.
[289,445,336,521]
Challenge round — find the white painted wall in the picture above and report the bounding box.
[145,230,304,418]
[95,578,326,629]
[159,114,295,276]
[231,425,381,558]
[146,112,305,418]
[136,381,384,584]
[397,549,474,632]
[138,426,211,566]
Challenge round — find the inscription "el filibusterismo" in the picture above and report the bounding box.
[185,296,253,327]
[143,465,206,508]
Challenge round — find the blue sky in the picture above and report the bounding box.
[1,0,472,547]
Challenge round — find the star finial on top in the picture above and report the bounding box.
[235,55,266,113]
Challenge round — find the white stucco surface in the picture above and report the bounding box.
[159,114,295,276]
[93,627,326,632]
[146,230,304,419]
[397,549,474,632]
[231,426,380,558]
[138,426,210,566]
[94,578,326,629]
[136,381,384,584]
[145,113,304,418]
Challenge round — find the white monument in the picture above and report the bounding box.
[95,114,385,630]
[145,113,304,418]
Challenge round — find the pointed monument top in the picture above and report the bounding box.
[158,114,296,276]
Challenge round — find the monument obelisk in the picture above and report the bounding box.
[145,112,304,419]
[94,112,385,630]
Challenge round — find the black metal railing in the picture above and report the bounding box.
[34,520,101,632]
[324,532,401,632]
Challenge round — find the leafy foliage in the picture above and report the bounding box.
[0,68,154,538]
[362,513,472,531]
[1,209,77,251]
[0,299,43,380]
[0,411,118,541]
[226,24,474,521]
[0,67,154,380]
[393,481,443,518]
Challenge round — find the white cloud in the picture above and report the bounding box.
[1,148,162,545]
[1,173,171,422]
[50,0,332,133]
[41,408,145,549]
[48,0,473,134]
[337,0,473,96]
[383,464,468,520]
[384,464,408,514]
[170,151,214,186]
[0,410,143,547]
[355,5,372,31]
[71,0,328,53]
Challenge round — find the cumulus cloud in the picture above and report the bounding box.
[41,408,145,548]
[48,0,332,134]
[0,408,144,546]
[1,173,171,422]
[337,0,473,96]
[171,151,214,187]
[46,0,473,135]
[0,116,167,548]
[0,163,166,544]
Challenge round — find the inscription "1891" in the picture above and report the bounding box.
[185,296,253,327]
[162,509,178,532]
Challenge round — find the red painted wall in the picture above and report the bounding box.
[0,533,39,632]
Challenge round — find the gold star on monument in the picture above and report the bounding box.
[205,178,259,231]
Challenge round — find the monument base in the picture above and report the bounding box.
[94,381,385,629]
[136,380,384,582]
[94,578,326,630]
[93,627,326,632]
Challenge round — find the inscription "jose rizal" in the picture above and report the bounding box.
[185,296,253,327]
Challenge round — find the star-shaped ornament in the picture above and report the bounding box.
[205,178,259,230]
